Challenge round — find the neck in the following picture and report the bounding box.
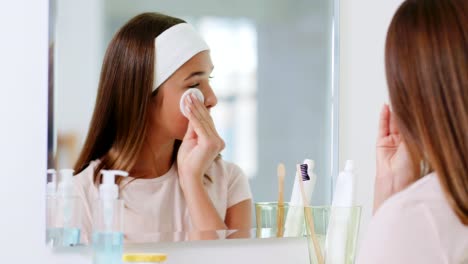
[131,127,175,179]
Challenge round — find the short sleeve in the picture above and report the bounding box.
[356,199,445,264]
[226,163,253,208]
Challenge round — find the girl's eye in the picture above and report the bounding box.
[188,83,200,88]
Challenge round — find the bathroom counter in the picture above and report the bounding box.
[48,237,310,264]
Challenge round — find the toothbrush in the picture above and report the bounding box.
[297,164,324,264]
[284,159,317,237]
[276,163,286,238]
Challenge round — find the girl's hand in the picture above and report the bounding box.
[374,104,416,213]
[177,93,225,190]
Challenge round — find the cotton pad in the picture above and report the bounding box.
[179,88,204,117]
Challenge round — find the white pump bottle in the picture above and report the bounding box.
[93,170,128,264]
[97,170,128,231]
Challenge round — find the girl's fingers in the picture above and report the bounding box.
[185,94,225,151]
[185,97,212,138]
[389,109,400,135]
[183,122,196,141]
[378,104,390,139]
[188,94,217,135]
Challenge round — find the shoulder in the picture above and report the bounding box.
[207,159,252,207]
[207,158,247,181]
[385,173,444,206]
[374,173,460,228]
[206,158,251,194]
[207,158,248,188]
[357,174,451,264]
[73,160,99,189]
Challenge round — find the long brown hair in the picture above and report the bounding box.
[74,13,185,184]
[385,0,467,224]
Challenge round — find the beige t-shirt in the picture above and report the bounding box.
[73,159,252,244]
[357,173,468,264]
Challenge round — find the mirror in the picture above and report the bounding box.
[47,0,339,244]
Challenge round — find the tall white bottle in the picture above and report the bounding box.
[325,160,356,264]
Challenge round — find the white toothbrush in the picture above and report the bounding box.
[284,159,317,237]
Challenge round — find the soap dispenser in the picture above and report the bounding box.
[46,169,58,246]
[92,170,128,264]
[57,169,81,247]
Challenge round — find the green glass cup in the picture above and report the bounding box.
[255,202,361,264]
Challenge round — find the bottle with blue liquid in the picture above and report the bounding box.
[93,170,128,264]
[57,169,81,247]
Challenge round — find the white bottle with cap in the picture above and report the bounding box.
[331,160,355,207]
[98,170,128,230]
[93,170,128,264]
[325,160,357,264]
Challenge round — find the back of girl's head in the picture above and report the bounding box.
[74,13,185,183]
[385,0,467,223]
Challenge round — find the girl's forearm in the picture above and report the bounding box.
[181,179,227,239]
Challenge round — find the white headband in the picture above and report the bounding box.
[153,23,210,91]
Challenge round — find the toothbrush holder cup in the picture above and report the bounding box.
[255,202,362,264]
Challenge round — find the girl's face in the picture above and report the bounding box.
[149,51,217,140]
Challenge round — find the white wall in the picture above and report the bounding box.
[0,0,404,263]
[0,0,50,262]
[339,0,404,237]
